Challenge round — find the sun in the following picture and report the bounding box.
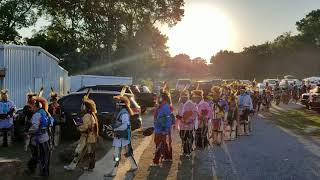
[166,4,234,61]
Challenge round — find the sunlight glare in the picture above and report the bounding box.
[166,4,234,61]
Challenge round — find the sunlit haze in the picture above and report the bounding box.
[163,3,235,61]
[18,0,320,61]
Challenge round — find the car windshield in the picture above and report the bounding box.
[59,93,117,112]
[59,93,138,112]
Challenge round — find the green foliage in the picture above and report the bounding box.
[209,10,320,81]
[2,1,320,82]
[24,0,184,76]
[0,0,39,43]
[296,10,320,45]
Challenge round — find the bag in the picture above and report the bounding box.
[38,109,50,129]
[114,130,129,139]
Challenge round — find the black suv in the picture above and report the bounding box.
[59,91,142,140]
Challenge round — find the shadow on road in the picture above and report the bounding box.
[176,156,194,180]
[146,162,172,180]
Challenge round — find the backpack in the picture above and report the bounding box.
[38,109,50,129]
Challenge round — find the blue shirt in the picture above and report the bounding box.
[238,93,253,110]
[0,100,15,129]
[218,99,229,112]
[154,103,171,134]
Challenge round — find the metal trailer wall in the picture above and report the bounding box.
[70,75,133,92]
[0,45,69,108]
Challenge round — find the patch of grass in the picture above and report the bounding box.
[266,108,320,137]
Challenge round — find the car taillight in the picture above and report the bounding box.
[131,107,140,114]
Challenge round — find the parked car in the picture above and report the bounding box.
[130,85,157,113]
[301,93,310,106]
[302,77,320,88]
[257,83,265,93]
[279,79,302,87]
[78,85,157,114]
[77,85,133,94]
[58,91,142,140]
[303,86,320,110]
[263,79,279,88]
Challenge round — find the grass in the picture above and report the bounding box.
[266,107,320,137]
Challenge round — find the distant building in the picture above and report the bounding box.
[0,44,69,108]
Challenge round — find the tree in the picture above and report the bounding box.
[0,0,39,43]
[30,0,184,77]
[296,10,320,45]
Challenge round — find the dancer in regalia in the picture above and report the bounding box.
[150,89,172,166]
[177,89,197,157]
[0,89,15,147]
[64,95,98,171]
[192,89,211,149]
[105,93,138,177]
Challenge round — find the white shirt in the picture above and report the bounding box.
[112,113,130,147]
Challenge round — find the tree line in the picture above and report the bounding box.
[168,10,320,81]
[1,1,320,82]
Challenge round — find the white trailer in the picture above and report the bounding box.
[70,75,133,92]
[0,44,69,108]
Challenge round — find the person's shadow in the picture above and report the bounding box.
[176,155,193,180]
[145,161,173,180]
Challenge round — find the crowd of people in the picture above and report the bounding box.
[147,82,255,168]
[0,79,311,178]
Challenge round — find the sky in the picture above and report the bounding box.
[19,0,320,60]
[163,0,320,60]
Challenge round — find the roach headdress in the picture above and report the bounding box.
[50,87,59,102]
[191,84,204,98]
[82,89,97,113]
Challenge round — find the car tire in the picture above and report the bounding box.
[102,125,113,140]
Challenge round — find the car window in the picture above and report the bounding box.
[78,86,133,94]
[90,94,116,112]
[59,94,83,110]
